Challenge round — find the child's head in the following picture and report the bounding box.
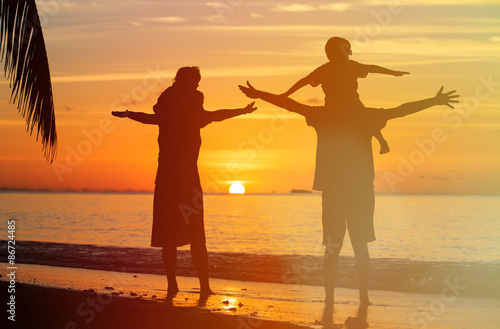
[173,66,201,89]
[325,37,352,62]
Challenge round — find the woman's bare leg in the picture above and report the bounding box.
[324,245,342,304]
[162,246,179,294]
[191,243,213,294]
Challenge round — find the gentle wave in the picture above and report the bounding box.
[2,240,498,299]
[2,193,500,263]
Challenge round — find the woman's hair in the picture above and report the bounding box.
[173,66,201,86]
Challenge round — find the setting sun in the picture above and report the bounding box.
[229,183,245,194]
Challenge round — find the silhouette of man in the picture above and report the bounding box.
[239,82,458,304]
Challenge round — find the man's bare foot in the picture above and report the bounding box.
[345,316,369,328]
[379,142,390,154]
[359,295,371,305]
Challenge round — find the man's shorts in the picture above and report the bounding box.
[321,187,375,248]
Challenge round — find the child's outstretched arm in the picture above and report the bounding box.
[384,87,459,120]
[111,110,158,125]
[281,77,310,96]
[374,131,390,154]
[366,65,409,77]
[208,102,257,123]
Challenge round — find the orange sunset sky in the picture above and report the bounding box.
[1,0,499,194]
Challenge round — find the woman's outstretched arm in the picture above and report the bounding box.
[111,110,158,125]
[239,81,312,117]
[384,87,459,120]
[208,102,257,123]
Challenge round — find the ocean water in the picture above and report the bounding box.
[1,192,499,262]
[1,192,499,298]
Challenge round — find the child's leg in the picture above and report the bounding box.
[374,131,390,154]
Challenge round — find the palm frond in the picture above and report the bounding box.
[0,0,57,162]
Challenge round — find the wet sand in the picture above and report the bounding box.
[1,263,499,328]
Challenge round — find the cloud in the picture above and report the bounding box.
[351,37,500,60]
[271,4,316,12]
[205,2,226,9]
[318,3,351,11]
[490,36,500,42]
[203,15,225,23]
[47,64,318,83]
[429,176,450,181]
[251,12,265,18]
[271,3,351,12]
[142,17,186,23]
[306,98,323,105]
[360,0,500,4]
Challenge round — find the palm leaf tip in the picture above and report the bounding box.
[1,0,57,162]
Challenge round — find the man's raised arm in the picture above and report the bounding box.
[239,81,312,117]
[384,87,459,120]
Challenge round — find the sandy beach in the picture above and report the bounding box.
[1,281,313,329]
[2,263,500,328]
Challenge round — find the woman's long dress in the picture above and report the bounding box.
[150,86,211,247]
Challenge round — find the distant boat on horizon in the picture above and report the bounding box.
[291,189,313,194]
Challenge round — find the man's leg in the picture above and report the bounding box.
[191,242,213,295]
[324,243,342,304]
[352,241,370,304]
[322,190,346,304]
[162,246,179,294]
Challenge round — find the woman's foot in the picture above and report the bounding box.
[200,288,215,296]
[167,281,179,295]
[167,286,179,295]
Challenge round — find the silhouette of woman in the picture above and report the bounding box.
[112,67,256,294]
